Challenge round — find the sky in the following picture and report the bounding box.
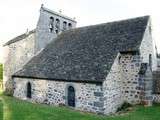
[0,0,160,62]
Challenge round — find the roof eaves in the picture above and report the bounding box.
[12,75,103,84]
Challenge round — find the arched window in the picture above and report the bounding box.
[67,86,75,107]
[27,82,32,98]
[49,17,54,32]
[55,19,60,33]
[63,21,67,31]
[68,23,72,29]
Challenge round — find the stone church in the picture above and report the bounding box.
[3,5,160,114]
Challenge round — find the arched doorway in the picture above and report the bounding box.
[67,86,75,107]
[27,82,31,98]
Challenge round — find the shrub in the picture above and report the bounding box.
[117,101,132,112]
[59,103,66,107]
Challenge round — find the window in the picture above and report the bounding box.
[49,17,54,32]
[27,82,32,98]
[67,86,75,107]
[55,19,60,33]
[63,21,67,31]
[68,23,72,29]
[149,54,152,68]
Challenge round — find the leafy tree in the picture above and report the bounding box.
[0,64,3,80]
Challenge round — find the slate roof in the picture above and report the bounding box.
[13,16,150,83]
[4,29,36,46]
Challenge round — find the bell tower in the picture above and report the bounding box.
[35,4,77,53]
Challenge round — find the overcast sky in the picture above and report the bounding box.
[0,0,160,62]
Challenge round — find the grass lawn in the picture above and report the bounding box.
[0,95,160,120]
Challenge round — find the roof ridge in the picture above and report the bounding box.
[3,29,36,46]
[69,15,150,31]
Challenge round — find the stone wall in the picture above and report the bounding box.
[153,94,160,103]
[3,32,36,94]
[141,65,153,106]
[120,54,142,104]
[103,54,123,114]
[13,77,104,114]
[153,71,160,94]
[152,70,160,103]
[103,53,143,114]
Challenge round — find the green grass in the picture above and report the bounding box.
[0,95,160,120]
[0,100,2,120]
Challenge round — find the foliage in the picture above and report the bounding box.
[0,95,160,120]
[0,64,3,80]
[117,101,133,112]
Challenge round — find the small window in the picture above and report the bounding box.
[63,21,67,31]
[149,54,152,68]
[67,86,75,107]
[49,17,54,32]
[68,23,72,29]
[27,82,32,98]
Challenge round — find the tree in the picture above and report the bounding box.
[0,64,3,80]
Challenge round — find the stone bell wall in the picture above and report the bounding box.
[35,6,76,53]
